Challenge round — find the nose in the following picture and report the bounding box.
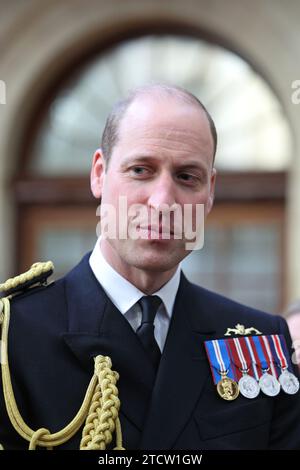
[147,172,177,210]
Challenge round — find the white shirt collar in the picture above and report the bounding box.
[89,239,181,318]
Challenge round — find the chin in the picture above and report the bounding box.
[134,261,177,273]
[115,239,187,272]
[127,250,183,273]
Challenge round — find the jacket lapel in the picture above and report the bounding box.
[140,274,216,449]
[62,254,156,432]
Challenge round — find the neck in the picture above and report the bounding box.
[99,239,177,294]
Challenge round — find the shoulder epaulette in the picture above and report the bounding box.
[0,261,54,297]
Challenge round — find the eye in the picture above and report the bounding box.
[179,173,193,181]
[178,173,197,183]
[129,166,151,177]
[132,166,146,174]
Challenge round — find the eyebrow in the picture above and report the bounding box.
[120,155,209,175]
[175,161,208,173]
[120,155,160,169]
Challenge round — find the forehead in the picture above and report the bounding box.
[115,95,213,157]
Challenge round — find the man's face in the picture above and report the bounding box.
[91,95,216,275]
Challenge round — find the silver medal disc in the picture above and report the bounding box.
[259,372,280,396]
[279,370,300,395]
[239,374,260,399]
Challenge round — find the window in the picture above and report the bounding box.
[29,35,291,175]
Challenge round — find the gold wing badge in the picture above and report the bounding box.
[224,323,262,336]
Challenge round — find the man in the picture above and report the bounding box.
[1,84,300,450]
[286,300,300,371]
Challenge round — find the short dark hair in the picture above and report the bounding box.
[101,83,217,166]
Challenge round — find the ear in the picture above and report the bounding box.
[90,149,106,199]
[206,167,217,215]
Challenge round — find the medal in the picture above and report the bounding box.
[239,374,260,399]
[217,373,239,401]
[205,339,239,401]
[205,333,297,402]
[270,334,300,395]
[250,336,280,396]
[228,337,260,399]
[278,369,300,395]
[259,372,280,396]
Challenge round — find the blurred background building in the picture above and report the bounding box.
[0,0,300,314]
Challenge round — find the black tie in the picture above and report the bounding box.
[136,295,162,370]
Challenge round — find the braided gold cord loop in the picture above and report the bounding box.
[80,356,122,450]
[0,295,124,450]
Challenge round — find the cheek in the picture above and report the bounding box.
[102,180,144,212]
[180,188,209,208]
[179,190,211,226]
[101,177,122,203]
[198,187,213,213]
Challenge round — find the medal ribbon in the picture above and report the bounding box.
[227,338,248,380]
[244,336,260,380]
[229,338,258,380]
[260,335,278,377]
[269,334,289,371]
[205,339,236,384]
[249,335,270,375]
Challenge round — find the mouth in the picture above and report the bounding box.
[137,225,175,240]
[148,225,174,235]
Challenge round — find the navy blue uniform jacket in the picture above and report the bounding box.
[1,253,300,449]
